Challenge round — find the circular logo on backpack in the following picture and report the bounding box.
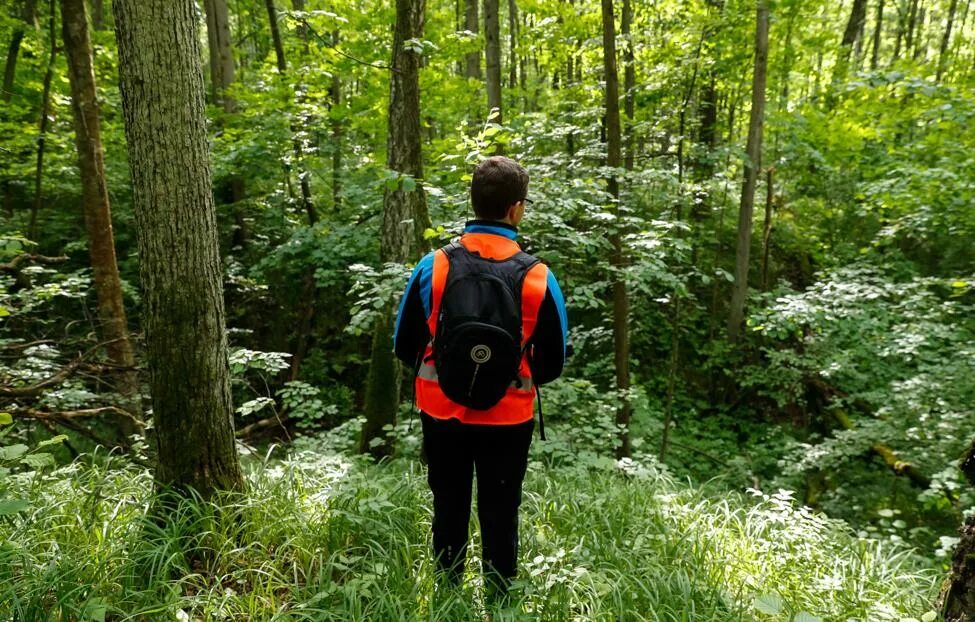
[470,345,492,364]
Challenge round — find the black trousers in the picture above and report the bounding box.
[420,412,534,596]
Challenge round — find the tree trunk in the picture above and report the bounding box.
[507,0,517,88]
[939,439,975,621]
[871,0,885,70]
[264,0,315,224]
[621,0,635,172]
[760,167,774,291]
[360,0,431,459]
[3,0,38,102]
[601,0,630,459]
[29,0,57,242]
[264,0,286,73]
[905,0,919,54]
[203,0,246,245]
[204,0,235,110]
[913,4,925,60]
[484,0,502,124]
[464,0,480,78]
[727,0,769,343]
[834,0,868,90]
[90,0,103,29]
[937,0,959,80]
[113,0,244,496]
[60,0,140,434]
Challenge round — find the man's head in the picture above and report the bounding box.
[470,156,529,225]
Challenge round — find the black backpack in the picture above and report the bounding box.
[433,241,539,410]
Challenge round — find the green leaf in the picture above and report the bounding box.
[921,612,938,622]
[21,453,55,469]
[0,444,29,461]
[36,435,67,448]
[794,613,822,622]
[754,593,784,616]
[0,413,11,426]
[401,176,416,192]
[0,498,29,515]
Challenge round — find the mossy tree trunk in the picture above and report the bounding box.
[60,0,141,437]
[940,438,975,620]
[359,0,431,460]
[114,0,244,496]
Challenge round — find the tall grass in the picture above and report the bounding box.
[0,450,940,621]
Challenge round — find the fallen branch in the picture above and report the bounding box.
[13,406,145,429]
[0,338,123,398]
[236,412,291,440]
[807,378,941,495]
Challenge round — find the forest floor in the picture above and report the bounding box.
[0,442,943,621]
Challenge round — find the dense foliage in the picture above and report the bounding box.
[1,0,974,617]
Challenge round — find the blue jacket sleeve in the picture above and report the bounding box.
[392,252,434,366]
[529,269,568,385]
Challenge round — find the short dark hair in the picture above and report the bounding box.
[470,156,529,220]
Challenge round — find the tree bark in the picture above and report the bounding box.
[90,0,103,30]
[601,0,630,459]
[264,0,286,73]
[2,0,38,103]
[871,0,884,70]
[940,439,975,620]
[484,0,502,124]
[833,0,868,92]
[937,0,959,80]
[60,0,140,433]
[360,0,431,459]
[203,0,235,110]
[29,0,57,242]
[760,167,773,291]
[464,0,480,78]
[727,0,769,343]
[621,0,635,172]
[113,0,244,496]
[507,0,517,88]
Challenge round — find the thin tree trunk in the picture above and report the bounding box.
[871,0,885,70]
[621,0,635,172]
[760,167,774,291]
[484,0,502,124]
[905,0,919,53]
[360,0,431,459]
[60,0,140,435]
[727,0,769,343]
[464,0,480,78]
[204,0,235,110]
[264,0,315,224]
[29,0,57,242]
[937,0,959,80]
[114,0,244,496]
[939,438,975,620]
[601,0,630,459]
[913,4,925,60]
[264,0,286,73]
[203,0,247,246]
[3,0,39,102]
[90,0,103,29]
[833,0,868,94]
[507,0,517,88]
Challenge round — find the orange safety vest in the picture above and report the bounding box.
[416,232,549,425]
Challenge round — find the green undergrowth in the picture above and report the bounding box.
[0,449,941,621]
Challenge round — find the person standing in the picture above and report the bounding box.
[393,156,568,605]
